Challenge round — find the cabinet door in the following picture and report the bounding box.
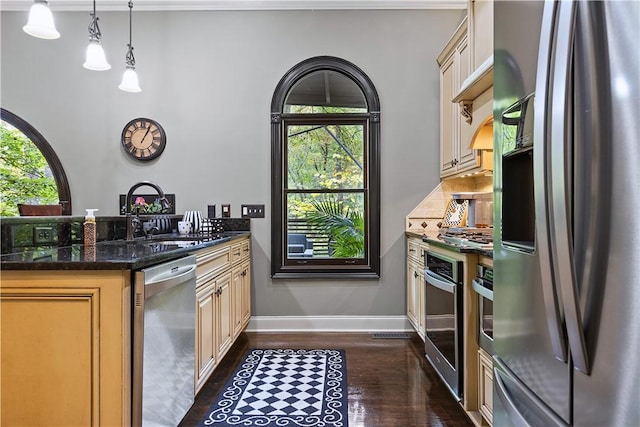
[241,260,251,327]
[1,271,129,427]
[478,348,494,425]
[232,265,244,338]
[417,267,426,339]
[216,272,233,360]
[440,53,457,176]
[406,259,420,330]
[196,281,216,392]
[456,35,477,172]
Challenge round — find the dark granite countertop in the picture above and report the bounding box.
[404,231,493,258]
[0,231,251,271]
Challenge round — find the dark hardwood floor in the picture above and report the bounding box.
[179,332,474,427]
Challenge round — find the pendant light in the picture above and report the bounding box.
[83,0,110,71]
[119,1,141,92]
[23,0,60,39]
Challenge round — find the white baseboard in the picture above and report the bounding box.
[246,315,414,333]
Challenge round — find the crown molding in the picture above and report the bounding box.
[0,0,466,12]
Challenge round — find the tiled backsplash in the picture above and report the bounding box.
[406,176,493,236]
[1,215,250,254]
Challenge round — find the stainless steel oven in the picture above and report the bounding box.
[472,264,493,354]
[424,250,463,401]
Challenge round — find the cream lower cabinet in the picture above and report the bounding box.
[478,348,494,425]
[406,235,428,340]
[231,238,251,339]
[194,236,251,394]
[1,270,131,427]
[215,272,234,359]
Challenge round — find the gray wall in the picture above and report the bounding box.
[1,9,464,317]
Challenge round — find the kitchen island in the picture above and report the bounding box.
[0,232,251,427]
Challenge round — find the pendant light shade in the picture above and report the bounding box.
[119,1,141,92]
[119,68,141,92]
[84,40,111,70]
[83,0,110,71]
[23,1,60,39]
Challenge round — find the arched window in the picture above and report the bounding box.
[271,56,380,278]
[0,108,72,215]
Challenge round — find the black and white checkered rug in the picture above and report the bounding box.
[198,348,348,427]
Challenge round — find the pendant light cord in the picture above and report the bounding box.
[87,0,102,42]
[125,1,135,68]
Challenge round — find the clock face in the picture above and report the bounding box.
[121,118,166,161]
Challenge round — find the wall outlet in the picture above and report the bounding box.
[241,204,265,218]
[221,204,231,218]
[33,226,56,244]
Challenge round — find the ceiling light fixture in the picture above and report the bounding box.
[23,0,60,39]
[119,1,141,92]
[83,0,110,71]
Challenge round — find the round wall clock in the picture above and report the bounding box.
[121,117,166,161]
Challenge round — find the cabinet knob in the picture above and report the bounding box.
[414,271,419,278]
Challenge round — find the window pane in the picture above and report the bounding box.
[287,124,364,190]
[286,192,365,259]
[0,120,59,216]
[284,70,367,112]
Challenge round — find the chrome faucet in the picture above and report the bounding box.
[125,181,171,240]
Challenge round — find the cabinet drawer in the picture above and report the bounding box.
[407,237,427,266]
[231,239,250,264]
[196,246,231,285]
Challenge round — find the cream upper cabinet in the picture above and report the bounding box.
[469,0,494,71]
[438,18,477,178]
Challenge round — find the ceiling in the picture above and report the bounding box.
[0,0,466,12]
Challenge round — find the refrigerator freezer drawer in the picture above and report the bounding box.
[493,356,567,427]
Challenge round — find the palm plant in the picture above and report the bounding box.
[306,198,364,258]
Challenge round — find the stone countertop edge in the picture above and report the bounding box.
[0,231,251,271]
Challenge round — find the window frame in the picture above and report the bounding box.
[0,108,72,215]
[271,56,380,279]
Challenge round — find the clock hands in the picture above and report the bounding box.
[141,125,152,145]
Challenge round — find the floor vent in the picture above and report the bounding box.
[370,332,412,339]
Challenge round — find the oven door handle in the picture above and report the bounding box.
[425,269,456,294]
[472,278,493,300]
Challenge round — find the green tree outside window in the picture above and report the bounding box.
[0,120,58,216]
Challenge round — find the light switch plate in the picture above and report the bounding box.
[241,204,265,218]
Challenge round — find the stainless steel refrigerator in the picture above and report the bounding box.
[493,1,640,425]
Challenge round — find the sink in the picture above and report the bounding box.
[144,240,200,248]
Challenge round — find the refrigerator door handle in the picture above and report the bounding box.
[549,0,590,374]
[533,0,567,363]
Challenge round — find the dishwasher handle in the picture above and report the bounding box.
[145,264,196,299]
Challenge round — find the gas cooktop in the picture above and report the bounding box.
[438,227,493,250]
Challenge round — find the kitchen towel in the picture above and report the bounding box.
[198,348,348,427]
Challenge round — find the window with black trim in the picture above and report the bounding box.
[271,56,380,279]
[0,108,72,216]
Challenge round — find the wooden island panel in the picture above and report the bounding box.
[1,270,132,427]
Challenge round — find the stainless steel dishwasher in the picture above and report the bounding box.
[132,255,197,427]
